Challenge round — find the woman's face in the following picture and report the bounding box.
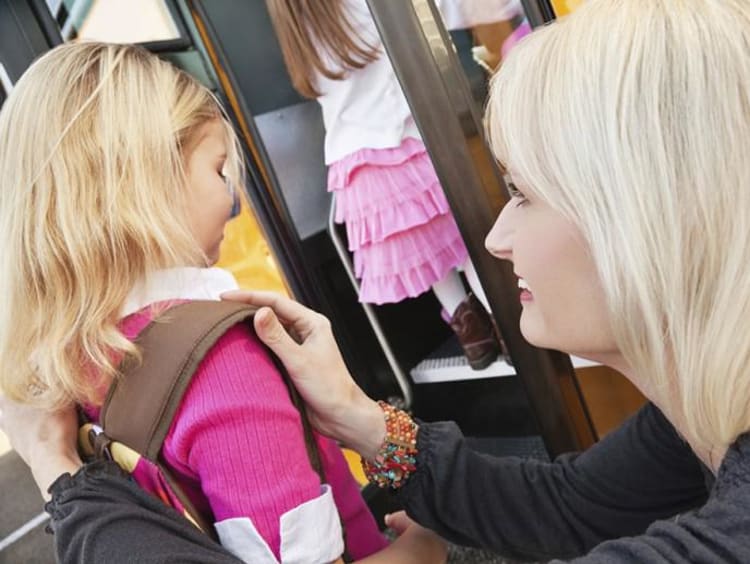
[184,119,234,265]
[485,175,620,362]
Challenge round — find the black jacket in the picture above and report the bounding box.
[45,462,242,563]
[399,403,750,562]
[46,404,750,562]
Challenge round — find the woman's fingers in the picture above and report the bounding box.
[221,290,322,339]
[382,511,448,563]
[223,290,375,449]
[385,511,415,536]
[221,290,304,323]
[252,307,302,369]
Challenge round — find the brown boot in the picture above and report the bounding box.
[449,293,500,370]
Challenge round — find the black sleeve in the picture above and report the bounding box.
[397,403,709,561]
[557,483,750,564]
[45,461,242,564]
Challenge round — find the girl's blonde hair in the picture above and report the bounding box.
[488,0,750,453]
[0,42,243,408]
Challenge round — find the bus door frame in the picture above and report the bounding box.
[365,0,595,456]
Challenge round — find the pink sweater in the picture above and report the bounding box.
[87,303,386,560]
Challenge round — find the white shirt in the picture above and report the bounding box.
[121,267,238,317]
[316,0,523,164]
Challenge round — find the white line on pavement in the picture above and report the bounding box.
[0,512,50,552]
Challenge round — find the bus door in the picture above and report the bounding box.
[366,0,645,456]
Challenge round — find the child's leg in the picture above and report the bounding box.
[431,269,468,316]
[432,265,499,370]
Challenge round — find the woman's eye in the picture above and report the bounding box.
[507,182,528,207]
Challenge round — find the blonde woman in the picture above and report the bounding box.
[0,42,446,563]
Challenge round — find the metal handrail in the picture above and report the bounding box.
[0,63,13,95]
[327,195,413,407]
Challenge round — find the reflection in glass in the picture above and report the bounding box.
[0,63,12,108]
[47,0,180,43]
[431,0,530,113]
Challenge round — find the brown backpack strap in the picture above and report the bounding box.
[101,301,259,461]
[265,345,325,481]
[99,300,328,541]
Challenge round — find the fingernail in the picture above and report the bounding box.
[257,308,269,325]
[260,308,276,327]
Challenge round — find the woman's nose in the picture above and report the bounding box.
[485,202,514,261]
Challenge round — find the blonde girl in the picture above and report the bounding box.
[0,42,392,563]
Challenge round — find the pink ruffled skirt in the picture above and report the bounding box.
[328,137,468,304]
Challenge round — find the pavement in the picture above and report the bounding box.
[0,447,55,564]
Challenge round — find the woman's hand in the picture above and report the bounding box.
[221,290,385,459]
[387,511,448,563]
[0,396,82,500]
[357,511,447,564]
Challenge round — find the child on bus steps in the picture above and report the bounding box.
[267,0,522,369]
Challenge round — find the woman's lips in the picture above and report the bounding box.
[518,277,533,302]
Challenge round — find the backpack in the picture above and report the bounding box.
[78,300,340,553]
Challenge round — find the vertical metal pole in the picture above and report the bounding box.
[327,199,413,408]
[520,0,556,28]
[0,63,13,94]
[61,0,92,39]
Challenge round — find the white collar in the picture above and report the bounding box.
[122,267,239,318]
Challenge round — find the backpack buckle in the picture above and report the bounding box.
[88,426,114,461]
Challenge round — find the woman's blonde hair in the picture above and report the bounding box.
[0,42,243,408]
[488,0,750,453]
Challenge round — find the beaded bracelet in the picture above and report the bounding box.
[361,401,419,489]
